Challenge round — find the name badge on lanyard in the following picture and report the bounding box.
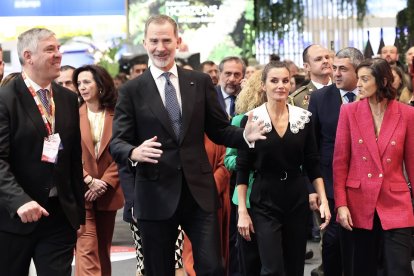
[41,133,61,163]
[22,72,63,163]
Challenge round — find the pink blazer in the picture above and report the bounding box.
[333,98,414,230]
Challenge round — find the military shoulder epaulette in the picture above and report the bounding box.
[289,86,307,98]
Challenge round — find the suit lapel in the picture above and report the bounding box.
[97,108,113,160]
[15,76,49,138]
[354,99,382,170]
[215,86,226,114]
[140,70,177,140]
[52,83,65,136]
[79,104,96,159]
[377,100,400,157]
[177,68,196,144]
[328,86,342,114]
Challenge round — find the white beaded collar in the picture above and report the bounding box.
[249,103,311,134]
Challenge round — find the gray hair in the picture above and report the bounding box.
[144,15,178,38]
[336,47,364,69]
[218,56,246,76]
[17,28,55,65]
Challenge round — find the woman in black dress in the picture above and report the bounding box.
[236,61,331,276]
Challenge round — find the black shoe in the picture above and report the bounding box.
[305,249,314,260]
[312,235,321,242]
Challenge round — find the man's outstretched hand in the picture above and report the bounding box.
[244,112,267,143]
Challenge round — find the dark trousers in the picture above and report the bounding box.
[229,176,242,276]
[252,202,308,276]
[340,213,413,276]
[138,182,224,276]
[322,198,342,276]
[0,197,77,276]
[237,209,261,276]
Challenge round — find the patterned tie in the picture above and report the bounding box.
[162,72,181,138]
[344,92,355,103]
[37,89,51,114]
[229,95,236,117]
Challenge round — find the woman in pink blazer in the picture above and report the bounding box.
[73,65,124,276]
[333,58,414,275]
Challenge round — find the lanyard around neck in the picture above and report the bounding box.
[22,72,55,135]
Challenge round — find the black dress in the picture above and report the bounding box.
[237,104,321,276]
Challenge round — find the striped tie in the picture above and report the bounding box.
[37,89,51,114]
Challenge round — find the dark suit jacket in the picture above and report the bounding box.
[215,85,227,114]
[0,75,85,234]
[110,67,245,220]
[118,163,135,223]
[308,84,342,199]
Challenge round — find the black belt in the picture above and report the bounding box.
[257,168,301,181]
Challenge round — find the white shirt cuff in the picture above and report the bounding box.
[243,130,255,148]
[128,158,138,167]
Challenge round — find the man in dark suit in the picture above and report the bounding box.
[308,47,363,276]
[215,56,245,118]
[110,15,265,276]
[215,55,245,276]
[0,28,85,275]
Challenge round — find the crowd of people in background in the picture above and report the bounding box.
[1,13,414,276]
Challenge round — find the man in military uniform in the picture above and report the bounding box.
[288,44,333,109]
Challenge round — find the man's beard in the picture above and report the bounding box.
[152,58,171,68]
[150,51,173,69]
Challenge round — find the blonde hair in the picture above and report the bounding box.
[235,70,266,114]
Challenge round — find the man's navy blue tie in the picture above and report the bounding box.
[162,72,181,138]
[229,95,236,117]
[37,89,51,114]
[344,92,355,103]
